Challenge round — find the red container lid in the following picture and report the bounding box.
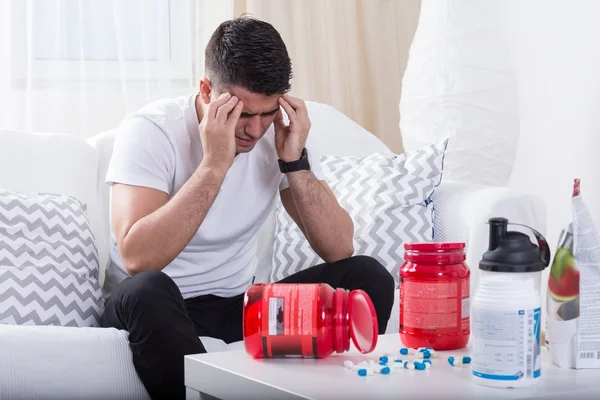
[404,242,466,264]
[404,242,465,251]
[347,290,378,353]
[333,288,345,354]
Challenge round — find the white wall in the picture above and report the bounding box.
[498,0,600,249]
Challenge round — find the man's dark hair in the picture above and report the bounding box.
[205,16,293,95]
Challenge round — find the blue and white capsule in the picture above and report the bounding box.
[447,356,470,367]
[357,368,375,376]
[376,365,391,375]
[413,361,426,370]
[402,361,415,370]
[415,350,433,359]
[399,347,416,355]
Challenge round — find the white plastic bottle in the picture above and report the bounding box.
[471,275,542,388]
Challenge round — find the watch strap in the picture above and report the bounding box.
[278,148,311,173]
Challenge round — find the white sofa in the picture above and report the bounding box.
[0,102,545,399]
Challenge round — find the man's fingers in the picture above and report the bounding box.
[225,100,244,129]
[279,97,297,123]
[216,96,239,122]
[274,109,286,133]
[282,94,305,111]
[283,94,309,120]
[208,92,232,118]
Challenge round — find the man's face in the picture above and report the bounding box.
[213,85,280,154]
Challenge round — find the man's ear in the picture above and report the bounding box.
[199,78,212,104]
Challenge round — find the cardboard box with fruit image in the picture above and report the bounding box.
[545,179,600,369]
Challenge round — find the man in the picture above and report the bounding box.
[101,17,394,399]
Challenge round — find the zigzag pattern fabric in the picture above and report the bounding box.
[271,139,447,284]
[0,189,103,327]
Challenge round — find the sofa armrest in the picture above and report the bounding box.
[0,325,149,400]
[432,180,546,288]
[385,181,546,335]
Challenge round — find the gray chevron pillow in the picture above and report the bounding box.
[271,139,448,284]
[0,189,103,327]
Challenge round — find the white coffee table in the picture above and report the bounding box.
[185,334,600,399]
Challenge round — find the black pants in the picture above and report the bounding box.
[100,255,395,399]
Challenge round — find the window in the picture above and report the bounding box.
[10,0,193,82]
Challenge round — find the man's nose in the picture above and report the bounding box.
[245,115,262,137]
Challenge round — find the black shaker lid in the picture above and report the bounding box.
[479,217,550,273]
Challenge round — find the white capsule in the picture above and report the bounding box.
[344,360,354,369]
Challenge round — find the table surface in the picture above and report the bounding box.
[185,334,600,400]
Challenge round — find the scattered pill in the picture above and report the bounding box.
[448,357,463,367]
[380,355,389,364]
[357,368,374,376]
[420,349,437,357]
[403,361,415,370]
[399,347,415,355]
[422,360,432,366]
[376,366,391,375]
[413,361,426,370]
[447,356,471,367]
[415,351,432,359]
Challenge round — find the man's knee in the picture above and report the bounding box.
[350,256,395,291]
[119,270,180,310]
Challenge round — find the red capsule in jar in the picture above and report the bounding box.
[399,242,470,350]
[243,283,378,358]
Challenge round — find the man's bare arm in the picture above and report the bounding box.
[112,92,243,275]
[111,165,226,274]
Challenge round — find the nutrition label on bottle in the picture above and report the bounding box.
[265,284,317,336]
[572,196,600,367]
[401,279,469,330]
[472,307,541,381]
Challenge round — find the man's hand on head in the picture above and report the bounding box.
[199,92,244,174]
[274,94,311,162]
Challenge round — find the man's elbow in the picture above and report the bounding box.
[323,242,354,264]
[121,253,146,276]
[118,239,151,276]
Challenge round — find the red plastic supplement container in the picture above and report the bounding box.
[399,242,470,350]
[243,283,378,358]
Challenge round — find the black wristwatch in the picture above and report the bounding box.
[278,148,311,173]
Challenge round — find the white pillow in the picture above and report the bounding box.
[0,189,104,327]
[271,139,448,284]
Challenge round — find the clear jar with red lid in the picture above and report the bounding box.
[243,283,378,358]
[399,242,470,350]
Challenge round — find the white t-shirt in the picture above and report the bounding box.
[103,93,324,299]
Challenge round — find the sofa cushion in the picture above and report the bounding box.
[0,189,104,327]
[0,129,108,284]
[271,139,448,284]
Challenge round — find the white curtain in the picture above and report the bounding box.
[400,0,600,246]
[237,0,422,154]
[400,0,520,186]
[0,0,233,139]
